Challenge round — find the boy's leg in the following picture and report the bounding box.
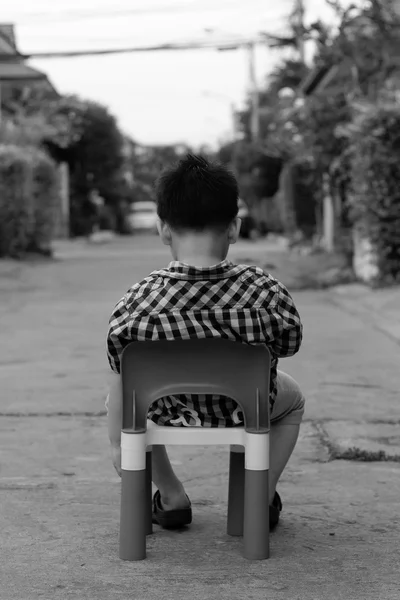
[151,445,190,510]
[106,381,189,511]
[152,366,305,510]
[268,370,305,503]
[108,371,304,511]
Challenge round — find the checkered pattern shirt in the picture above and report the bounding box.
[107,259,303,427]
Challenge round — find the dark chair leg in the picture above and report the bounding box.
[119,468,147,561]
[227,448,245,536]
[243,469,269,560]
[146,450,153,535]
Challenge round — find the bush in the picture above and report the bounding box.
[98,203,117,231]
[0,144,59,258]
[292,158,319,238]
[349,104,400,284]
[0,145,32,257]
[29,149,60,253]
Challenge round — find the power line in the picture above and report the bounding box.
[21,17,285,43]
[18,38,265,60]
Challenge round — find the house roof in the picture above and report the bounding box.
[0,23,55,87]
[0,61,49,83]
[0,24,18,54]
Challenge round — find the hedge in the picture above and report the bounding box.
[0,145,59,258]
[349,104,400,284]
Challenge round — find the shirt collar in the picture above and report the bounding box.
[160,258,238,281]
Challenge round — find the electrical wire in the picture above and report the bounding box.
[21,17,285,43]
[22,37,265,59]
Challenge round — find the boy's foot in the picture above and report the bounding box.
[152,490,281,530]
[270,491,282,530]
[152,490,192,529]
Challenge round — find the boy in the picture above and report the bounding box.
[106,154,304,530]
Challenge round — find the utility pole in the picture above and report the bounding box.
[292,0,306,64]
[231,102,240,176]
[59,162,70,239]
[248,42,259,142]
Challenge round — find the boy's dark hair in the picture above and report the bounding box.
[155,154,239,231]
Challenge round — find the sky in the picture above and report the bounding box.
[2,0,347,148]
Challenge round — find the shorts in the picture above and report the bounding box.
[270,370,305,425]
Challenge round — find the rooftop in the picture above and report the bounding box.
[0,23,51,84]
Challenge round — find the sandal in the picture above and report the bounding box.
[270,491,282,530]
[152,490,281,530]
[152,490,192,529]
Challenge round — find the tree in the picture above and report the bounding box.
[318,0,400,101]
[128,143,191,204]
[42,95,127,236]
[1,89,129,236]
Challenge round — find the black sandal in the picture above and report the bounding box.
[152,490,281,530]
[270,491,282,530]
[152,490,192,529]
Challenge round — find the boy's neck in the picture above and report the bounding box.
[170,233,229,268]
[173,253,227,268]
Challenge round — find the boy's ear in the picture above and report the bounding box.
[156,218,172,246]
[228,217,241,245]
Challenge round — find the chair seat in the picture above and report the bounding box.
[145,420,247,447]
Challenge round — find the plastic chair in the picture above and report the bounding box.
[119,338,271,561]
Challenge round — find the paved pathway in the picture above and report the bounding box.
[1,235,399,600]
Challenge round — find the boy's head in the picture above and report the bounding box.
[155,154,241,262]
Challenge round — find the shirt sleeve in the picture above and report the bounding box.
[106,295,132,374]
[263,280,303,358]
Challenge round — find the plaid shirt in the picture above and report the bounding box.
[107,259,302,427]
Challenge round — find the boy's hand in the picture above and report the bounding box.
[111,445,121,477]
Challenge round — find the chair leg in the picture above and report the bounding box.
[119,469,147,560]
[243,469,269,560]
[119,432,148,561]
[146,450,153,536]
[227,447,245,536]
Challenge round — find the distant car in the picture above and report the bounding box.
[238,199,258,240]
[128,201,158,233]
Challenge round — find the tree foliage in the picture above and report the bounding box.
[41,96,127,236]
[128,143,190,203]
[0,144,59,257]
[348,103,400,283]
[218,0,400,245]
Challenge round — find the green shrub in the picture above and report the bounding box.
[292,157,319,238]
[349,104,400,284]
[29,150,59,253]
[0,145,33,257]
[0,144,59,258]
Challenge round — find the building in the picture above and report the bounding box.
[0,23,57,118]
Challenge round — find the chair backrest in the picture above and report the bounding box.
[120,339,271,433]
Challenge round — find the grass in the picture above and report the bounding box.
[332,447,400,462]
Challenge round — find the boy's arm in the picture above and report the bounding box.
[264,280,303,358]
[107,373,122,448]
[106,295,132,449]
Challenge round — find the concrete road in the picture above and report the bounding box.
[1,235,399,600]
